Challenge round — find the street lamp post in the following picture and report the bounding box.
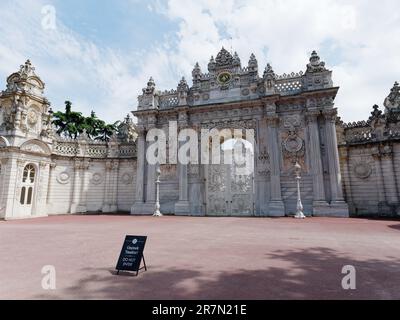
[153,167,163,217]
[294,162,306,219]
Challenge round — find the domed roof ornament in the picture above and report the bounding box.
[384,81,400,111]
[233,51,241,67]
[19,60,36,78]
[248,53,258,70]
[5,59,45,96]
[263,63,276,80]
[215,47,234,68]
[177,77,189,92]
[143,77,156,94]
[306,50,327,73]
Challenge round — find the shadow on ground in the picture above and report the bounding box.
[35,247,400,300]
[388,224,400,231]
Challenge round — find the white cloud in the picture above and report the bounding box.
[151,0,400,122]
[0,0,399,123]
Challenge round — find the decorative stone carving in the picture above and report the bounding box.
[57,171,71,184]
[384,81,400,111]
[161,164,177,179]
[283,132,304,153]
[281,128,305,171]
[20,142,47,154]
[120,172,133,185]
[353,162,372,179]
[117,114,137,142]
[27,109,38,125]
[306,51,327,73]
[90,172,104,185]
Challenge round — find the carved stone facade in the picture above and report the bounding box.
[337,84,400,216]
[132,48,349,217]
[1,54,399,219]
[0,61,137,220]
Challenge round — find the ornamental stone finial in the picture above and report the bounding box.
[143,77,156,94]
[384,81,400,111]
[263,63,275,80]
[233,51,241,67]
[248,53,257,69]
[192,62,201,77]
[177,77,189,92]
[306,50,327,73]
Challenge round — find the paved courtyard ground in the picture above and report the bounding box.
[0,215,399,300]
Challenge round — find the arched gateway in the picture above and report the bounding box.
[131,48,349,217]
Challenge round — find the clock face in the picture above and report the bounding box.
[217,72,232,84]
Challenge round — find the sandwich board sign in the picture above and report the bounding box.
[116,235,147,276]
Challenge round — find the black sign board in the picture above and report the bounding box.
[116,235,147,276]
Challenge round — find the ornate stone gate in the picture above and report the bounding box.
[206,161,254,216]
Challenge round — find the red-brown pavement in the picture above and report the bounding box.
[0,215,399,300]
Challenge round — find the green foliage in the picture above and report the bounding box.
[52,101,118,141]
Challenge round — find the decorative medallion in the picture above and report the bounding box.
[27,109,38,125]
[56,171,70,184]
[121,172,133,185]
[283,134,304,153]
[202,93,210,101]
[241,88,250,96]
[353,162,372,179]
[217,72,232,85]
[91,172,104,185]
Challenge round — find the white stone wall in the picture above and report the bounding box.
[340,143,400,216]
[47,158,137,215]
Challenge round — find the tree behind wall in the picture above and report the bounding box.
[52,101,119,141]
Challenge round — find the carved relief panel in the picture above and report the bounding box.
[280,114,306,171]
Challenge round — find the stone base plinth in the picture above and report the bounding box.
[130,202,155,215]
[174,201,190,216]
[313,200,349,217]
[267,200,285,217]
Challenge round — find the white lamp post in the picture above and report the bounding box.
[153,167,163,217]
[294,162,306,219]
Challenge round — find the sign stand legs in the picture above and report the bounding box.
[136,255,147,277]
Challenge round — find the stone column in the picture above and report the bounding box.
[372,147,387,211]
[78,159,90,213]
[380,144,399,205]
[70,159,82,213]
[46,162,56,209]
[306,111,329,215]
[175,139,190,215]
[102,160,112,212]
[339,147,354,212]
[34,161,50,217]
[266,116,285,216]
[323,110,349,216]
[145,157,156,204]
[131,127,146,214]
[110,160,119,212]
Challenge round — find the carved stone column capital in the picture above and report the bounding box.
[305,110,320,123]
[380,143,393,159]
[338,147,349,161]
[74,159,83,170]
[322,109,338,123]
[39,161,48,169]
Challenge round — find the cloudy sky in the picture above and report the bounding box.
[0,0,399,123]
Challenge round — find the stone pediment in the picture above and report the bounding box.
[20,139,51,155]
[0,136,10,147]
